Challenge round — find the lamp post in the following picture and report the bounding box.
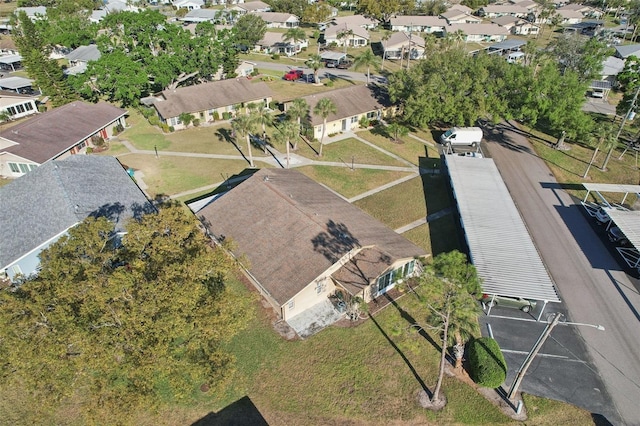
[507,313,605,402]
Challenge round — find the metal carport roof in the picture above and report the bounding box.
[445,155,561,303]
[604,209,640,249]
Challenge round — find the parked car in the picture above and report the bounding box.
[608,226,630,246]
[283,69,304,81]
[595,207,611,224]
[336,61,352,69]
[481,294,537,313]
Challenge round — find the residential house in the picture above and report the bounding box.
[255,12,299,28]
[384,32,426,60]
[389,15,447,34]
[324,23,370,47]
[558,3,602,18]
[331,15,377,30]
[446,23,509,43]
[150,78,273,130]
[478,4,534,19]
[292,85,391,140]
[196,168,426,337]
[14,6,47,20]
[90,0,139,22]
[0,101,127,179]
[615,43,640,59]
[492,16,539,35]
[64,44,101,76]
[231,0,271,13]
[0,155,154,283]
[441,9,482,25]
[555,9,583,25]
[448,4,473,14]
[600,55,625,85]
[0,91,38,121]
[255,31,308,56]
[173,0,204,10]
[181,8,220,24]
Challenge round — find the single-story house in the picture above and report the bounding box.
[14,6,47,21]
[292,85,391,140]
[255,12,299,28]
[389,15,447,34]
[600,55,625,85]
[181,8,220,23]
[446,23,509,43]
[324,24,370,47]
[478,5,533,19]
[196,168,426,336]
[0,155,154,283]
[0,91,38,121]
[255,31,308,56]
[231,0,271,13]
[492,16,540,35]
[0,101,127,179]
[441,9,482,25]
[331,15,377,30]
[384,32,426,60]
[173,0,204,10]
[558,3,602,18]
[615,44,640,59]
[555,9,583,25]
[64,44,101,76]
[150,78,273,130]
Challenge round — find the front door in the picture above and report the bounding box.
[342,119,347,131]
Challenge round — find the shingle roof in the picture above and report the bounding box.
[255,12,298,23]
[389,15,447,27]
[615,43,640,59]
[0,155,154,269]
[0,101,127,164]
[386,32,426,50]
[197,169,425,305]
[65,44,101,62]
[153,78,273,119]
[238,1,270,11]
[300,85,389,126]
[447,23,510,36]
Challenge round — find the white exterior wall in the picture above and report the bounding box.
[0,152,38,178]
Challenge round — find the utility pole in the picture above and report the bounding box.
[507,312,562,400]
[604,85,640,170]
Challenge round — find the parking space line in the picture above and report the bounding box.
[501,349,587,362]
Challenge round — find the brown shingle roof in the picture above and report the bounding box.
[300,85,390,126]
[0,101,126,164]
[197,169,425,305]
[153,78,273,119]
[332,247,393,295]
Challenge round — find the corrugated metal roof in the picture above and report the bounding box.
[602,209,640,249]
[446,155,561,302]
[583,183,640,194]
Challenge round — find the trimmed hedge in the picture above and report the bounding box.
[468,337,507,388]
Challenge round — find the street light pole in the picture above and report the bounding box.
[506,313,605,401]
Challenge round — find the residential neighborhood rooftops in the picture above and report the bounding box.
[386,31,426,49]
[0,76,32,90]
[237,1,270,12]
[0,155,154,271]
[153,78,273,119]
[389,15,447,27]
[197,168,426,305]
[0,101,127,164]
[300,85,390,126]
[255,12,298,24]
[615,43,640,59]
[65,44,101,63]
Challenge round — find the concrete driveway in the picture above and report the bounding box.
[482,122,640,425]
[582,97,617,116]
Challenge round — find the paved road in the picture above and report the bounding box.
[582,97,617,116]
[484,122,640,425]
[251,60,387,84]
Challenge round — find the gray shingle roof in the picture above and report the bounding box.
[0,155,154,269]
[0,101,127,164]
[153,78,273,119]
[300,85,390,126]
[65,44,101,62]
[197,169,425,305]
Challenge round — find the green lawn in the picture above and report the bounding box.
[297,165,414,199]
[296,137,408,167]
[357,129,438,165]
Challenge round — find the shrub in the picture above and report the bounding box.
[468,337,507,388]
[222,112,232,120]
[268,101,278,110]
[324,79,334,87]
[359,116,370,128]
[114,123,124,134]
[86,147,94,154]
[169,126,175,132]
[193,118,200,127]
[271,53,280,60]
[251,68,259,77]
[149,115,160,126]
[212,111,220,121]
[160,123,171,133]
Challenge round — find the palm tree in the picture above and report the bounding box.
[583,123,617,177]
[380,31,392,70]
[231,113,257,167]
[305,54,322,84]
[353,49,381,86]
[313,97,337,157]
[275,118,299,169]
[282,27,307,56]
[249,101,273,152]
[337,26,353,54]
[286,98,309,149]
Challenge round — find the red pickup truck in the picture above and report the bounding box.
[283,69,304,81]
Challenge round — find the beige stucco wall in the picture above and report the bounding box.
[0,152,37,178]
[169,96,273,131]
[313,111,380,140]
[282,276,336,321]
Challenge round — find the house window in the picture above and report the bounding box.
[12,265,22,275]
[77,141,86,150]
[351,116,358,124]
[18,163,29,173]
[7,106,16,115]
[25,102,33,111]
[367,111,377,119]
[16,104,25,113]
[288,300,295,310]
[29,164,38,171]
[316,281,325,294]
[8,162,20,173]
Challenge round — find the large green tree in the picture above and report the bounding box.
[548,32,610,82]
[0,205,251,422]
[233,14,267,50]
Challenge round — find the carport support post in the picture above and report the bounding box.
[507,312,562,401]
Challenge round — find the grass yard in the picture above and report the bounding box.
[297,137,408,167]
[357,129,438,165]
[118,154,252,197]
[354,176,428,230]
[261,76,363,103]
[297,165,414,199]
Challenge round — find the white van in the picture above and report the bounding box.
[440,127,483,146]
[506,52,525,64]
